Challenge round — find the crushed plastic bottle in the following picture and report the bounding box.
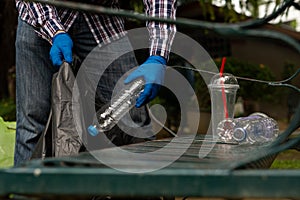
[217,112,279,144]
[88,79,144,136]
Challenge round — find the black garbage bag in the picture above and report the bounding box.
[31,62,83,159]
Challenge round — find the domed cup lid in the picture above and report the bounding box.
[208,73,239,89]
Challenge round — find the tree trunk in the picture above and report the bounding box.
[0,0,17,99]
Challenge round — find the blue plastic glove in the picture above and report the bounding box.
[50,32,73,67]
[124,55,166,108]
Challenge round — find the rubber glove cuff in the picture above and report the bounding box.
[143,55,166,65]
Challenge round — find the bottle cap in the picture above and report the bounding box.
[233,127,246,142]
[88,125,99,136]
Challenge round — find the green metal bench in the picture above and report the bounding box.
[0,105,299,199]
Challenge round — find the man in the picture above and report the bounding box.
[14,0,177,166]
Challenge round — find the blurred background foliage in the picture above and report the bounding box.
[0,99,16,121]
[121,0,292,22]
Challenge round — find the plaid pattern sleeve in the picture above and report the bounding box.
[15,0,65,41]
[144,0,177,60]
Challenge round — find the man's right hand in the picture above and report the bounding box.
[50,31,73,68]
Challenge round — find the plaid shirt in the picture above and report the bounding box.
[15,0,177,58]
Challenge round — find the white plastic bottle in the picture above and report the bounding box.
[217,113,279,144]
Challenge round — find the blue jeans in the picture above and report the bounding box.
[15,14,151,166]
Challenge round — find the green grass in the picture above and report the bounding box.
[271,160,300,169]
[270,150,300,169]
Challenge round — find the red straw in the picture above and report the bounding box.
[220,57,226,76]
[220,57,229,118]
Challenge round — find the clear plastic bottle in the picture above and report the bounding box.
[217,112,279,144]
[88,79,144,136]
